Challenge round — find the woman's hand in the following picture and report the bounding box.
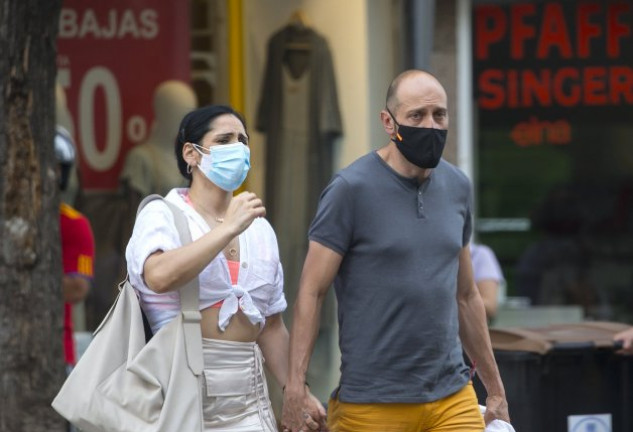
[224,191,266,235]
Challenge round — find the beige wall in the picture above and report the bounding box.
[431,0,458,166]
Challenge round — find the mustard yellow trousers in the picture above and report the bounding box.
[327,382,484,432]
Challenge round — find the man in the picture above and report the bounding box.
[56,126,95,371]
[282,70,510,432]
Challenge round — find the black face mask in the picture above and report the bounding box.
[388,110,447,169]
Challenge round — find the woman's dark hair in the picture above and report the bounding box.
[175,104,247,182]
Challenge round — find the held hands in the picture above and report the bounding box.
[484,394,510,425]
[281,384,328,432]
[223,191,266,235]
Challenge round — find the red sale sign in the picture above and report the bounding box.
[57,2,190,190]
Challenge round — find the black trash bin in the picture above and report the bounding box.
[473,322,633,432]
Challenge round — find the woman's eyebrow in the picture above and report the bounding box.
[215,132,233,140]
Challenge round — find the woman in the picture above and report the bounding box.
[125,105,323,431]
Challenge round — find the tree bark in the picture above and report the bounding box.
[0,0,65,430]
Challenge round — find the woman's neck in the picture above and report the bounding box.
[187,180,231,222]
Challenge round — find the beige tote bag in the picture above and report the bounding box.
[52,195,204,432]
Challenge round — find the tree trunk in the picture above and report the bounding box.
[0,0,64,430]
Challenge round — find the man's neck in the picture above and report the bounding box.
[377,143,433,183]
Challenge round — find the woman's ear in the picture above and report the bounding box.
[182,142,198,167]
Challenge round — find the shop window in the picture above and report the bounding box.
[473,0,633,323]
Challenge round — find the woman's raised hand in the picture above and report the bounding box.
[223,191,266,235]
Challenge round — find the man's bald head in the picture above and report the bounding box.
[385,70,446,115]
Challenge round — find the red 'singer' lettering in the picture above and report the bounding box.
[478,66,633,109]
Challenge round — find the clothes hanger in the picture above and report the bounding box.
[285,9,311,51]
[288,9,309,29]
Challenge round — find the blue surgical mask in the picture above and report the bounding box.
[193,142,250,191]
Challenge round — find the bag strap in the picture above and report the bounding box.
[137,193,203,375]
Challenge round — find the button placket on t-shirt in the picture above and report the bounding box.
[417,186,426,219]
[416,176,433,219]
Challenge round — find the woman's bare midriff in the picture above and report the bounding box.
[200,307,261,342]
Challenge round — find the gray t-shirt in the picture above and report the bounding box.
[309,152,473,403]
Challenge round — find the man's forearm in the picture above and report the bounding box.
[286,287,324,390]
[459,290,505,396]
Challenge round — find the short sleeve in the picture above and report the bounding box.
[265,261,287,316]
[471,245,504,283]
[125,200,180,292]
[308,175,354,256]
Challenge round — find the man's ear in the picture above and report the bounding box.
[380,110,396,136]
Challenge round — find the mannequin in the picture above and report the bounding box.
[120,80,197,202]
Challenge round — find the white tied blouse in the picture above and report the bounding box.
[125,188,287,334]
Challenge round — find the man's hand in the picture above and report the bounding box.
[484,394,510,425]
[281,384,328,432]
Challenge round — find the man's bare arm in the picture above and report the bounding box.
[456,246,509,424]
[282,241,342,432]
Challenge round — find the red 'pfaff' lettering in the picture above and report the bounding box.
[476,5,506,60]
[577,3,602,58]
[476,2,633,60]
[537,3,572,59]
[607,3,631,58]
[511,3,537,59]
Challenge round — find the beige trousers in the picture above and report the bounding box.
[202,338,278,432]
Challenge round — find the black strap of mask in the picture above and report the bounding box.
[386,107,403,143]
